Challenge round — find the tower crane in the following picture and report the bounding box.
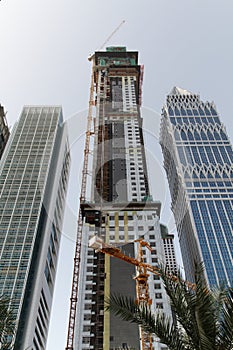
[88,20,126,61]
[89,235,196,350]
[89,235,158,350]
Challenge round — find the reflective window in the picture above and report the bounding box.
[205,146,216,165]
[210,107,217,115]
[220,131,227,140]
[181,130,187,141]
[214,131,220,140]
[207,130,214,140]
[199,146,208,164]
[204,107,211,115]
[194,130,201,140]
[187,131,194,140]
[213,117,221,125]
[180,107,186,116]
[213,146,224,165]
[170,117,176,125]
[189,117,195,124]
[201,131,207,140]
[168,107,174,116]
[198,107,204,115]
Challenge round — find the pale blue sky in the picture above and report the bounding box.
[1,1,233,349]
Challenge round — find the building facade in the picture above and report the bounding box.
[160,224,178,276]
[0,104,10,159]
[73,47,176,350]
[0,106,70,349]
[160,87,233,287]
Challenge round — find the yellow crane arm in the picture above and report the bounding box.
[89,236,196,289]
[89,235,160,274]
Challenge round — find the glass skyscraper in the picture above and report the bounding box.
[0,106,70,349]
[160,87,233,287]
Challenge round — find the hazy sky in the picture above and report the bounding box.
[1,1,233,349]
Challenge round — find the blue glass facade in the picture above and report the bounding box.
[160,87,233,286]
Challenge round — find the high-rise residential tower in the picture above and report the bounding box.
[160,87,233,287]
[67,47,177,350]
[160,224,178,276]
[0,106,70,350]
[0,104,10,159]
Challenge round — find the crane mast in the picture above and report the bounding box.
[65,62,95,350]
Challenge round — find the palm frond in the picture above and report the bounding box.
[106,294,189,350]
[0,295,15,349]
[157,264,201,347]
[192,264,217,350]
[105,294,151,325]
[152,312,190,350]
[105,264,233,350]
[218,288,233,350]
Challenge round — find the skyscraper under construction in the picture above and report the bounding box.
[66,47,177,350]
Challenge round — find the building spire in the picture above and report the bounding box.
[170,86,192,95]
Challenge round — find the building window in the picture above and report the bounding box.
[83,325,91,332]
[84,314,91,321]
[84,304,92,310]
[85,285,92,290]
[156,303,163,309]
[82,337,90,344]
[155,293,162,299]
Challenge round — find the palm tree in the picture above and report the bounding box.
[106,264,233,350]
[0,295,15,349]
